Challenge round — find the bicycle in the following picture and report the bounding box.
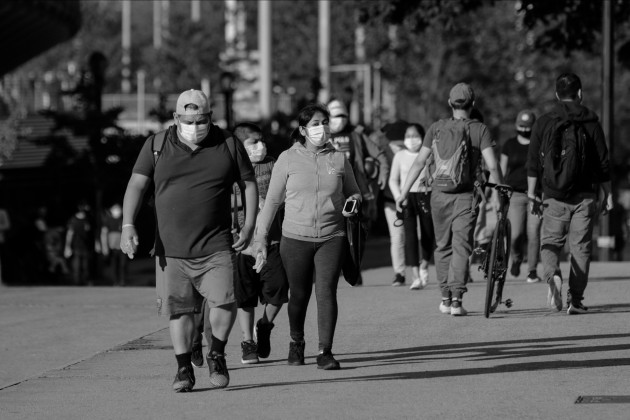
[473,182,515,318]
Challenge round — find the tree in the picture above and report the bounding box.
[519,0,630,55]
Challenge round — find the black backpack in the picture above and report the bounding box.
[540,119,588,199]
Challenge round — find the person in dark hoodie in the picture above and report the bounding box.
[527,73,613,315]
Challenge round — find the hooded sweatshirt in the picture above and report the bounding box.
[527,101,610,199]
[255,142,361,243]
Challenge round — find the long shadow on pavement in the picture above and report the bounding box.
[223,333,630,391]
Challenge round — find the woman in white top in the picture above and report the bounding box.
[388,123,435,290]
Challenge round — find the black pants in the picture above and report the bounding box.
[280,235,345,352]
[403,192,435,266]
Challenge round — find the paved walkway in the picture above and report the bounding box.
[1,260,629,420]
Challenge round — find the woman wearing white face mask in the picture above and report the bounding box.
[253,104,361,370]
[389,123,435,290]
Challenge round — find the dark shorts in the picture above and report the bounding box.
[234,244,289,308]
[156,251,236,317]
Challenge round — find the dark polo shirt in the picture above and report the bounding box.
[133,124,255,258]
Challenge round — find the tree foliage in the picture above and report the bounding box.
[519,0,630,54]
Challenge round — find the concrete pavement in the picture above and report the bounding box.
[1,259,630,420]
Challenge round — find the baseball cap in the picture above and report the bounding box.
[515,110,536,131]
[328,99,349,118]
[449,83,475,106]
[176,89,211,115]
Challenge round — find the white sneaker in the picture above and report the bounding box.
[547,275,563,311]
[526,273,541,283]
[439,300,451,314]
[409,278,423,290]
[419,268,429,288]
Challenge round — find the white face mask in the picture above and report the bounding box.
[305,125,330,147]
[245,141,267,163]
[329,117,346,134]
[404,136,422,152]
[179,123,209,143]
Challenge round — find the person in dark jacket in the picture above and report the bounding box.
[526,73,613,315]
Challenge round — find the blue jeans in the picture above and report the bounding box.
[431,190,476,299]
[508,192,542,273]
[280,235,345,352]
[540,193,597,303]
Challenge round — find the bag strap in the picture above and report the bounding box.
[232,184,240,233]
[149,129,168,259]
[151,129,168,166]
[224,132,245,233]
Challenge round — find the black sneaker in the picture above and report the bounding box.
[241,340,259,364]
[392,273,405,287]
[316,350,340,370]
[255,319,274,359]
[191,344,204,368]
[206,351,230,388]
[567,301,589,315]
[287,341,305,366]
[172,365,195,392]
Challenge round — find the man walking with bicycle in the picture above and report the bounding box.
[396,83,504,316]
[527,73,613,315]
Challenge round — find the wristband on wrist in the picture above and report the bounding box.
[122,224,135,229]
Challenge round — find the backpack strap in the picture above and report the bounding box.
[224,131,245,233]
[151,129,168,166]
[149,129,167,259]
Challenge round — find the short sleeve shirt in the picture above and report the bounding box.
[500,137,529,191]
[133,125,256,258]
[423,118,495,192]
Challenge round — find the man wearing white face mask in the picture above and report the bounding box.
[120,89,258,392]
[327,99,389,224]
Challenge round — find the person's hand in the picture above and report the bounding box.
[252,241,267,273]
[232,223,254,252]
[395,195,407,213]
[63,247,72,259]
[120,226,139,259]
[342,197,359,218]
[102,246,110,257]
[529,196,543,218]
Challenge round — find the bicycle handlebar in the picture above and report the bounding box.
[482,182,526,195]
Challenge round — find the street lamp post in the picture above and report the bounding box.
[220,71,235,129]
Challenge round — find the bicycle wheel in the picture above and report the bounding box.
[493,219,511,308]
[484,221,507,318]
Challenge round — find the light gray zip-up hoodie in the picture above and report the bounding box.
[255,142,361,242]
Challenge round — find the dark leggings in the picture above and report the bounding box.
[403,192,435,266]
[280,235,345,352]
